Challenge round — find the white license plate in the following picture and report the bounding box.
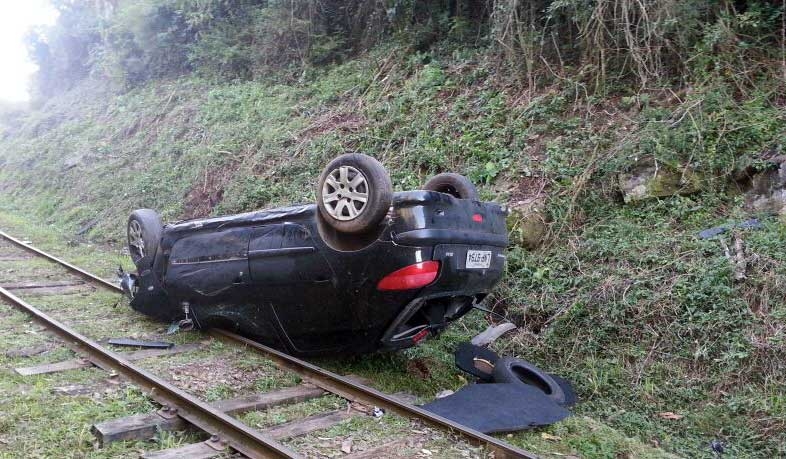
[465,250,492,269]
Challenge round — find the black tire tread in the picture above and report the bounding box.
[127,209,163,269]
[423,173,479,200]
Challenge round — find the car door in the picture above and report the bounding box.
[247,223,350,353]
[164,227,251,299]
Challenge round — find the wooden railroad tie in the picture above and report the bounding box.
[141,409,356,459]
[92,384,327,446]
[1,280,94,296]
[14,343,202,376]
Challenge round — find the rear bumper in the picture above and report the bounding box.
[379,243,506,350]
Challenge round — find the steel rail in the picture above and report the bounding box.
[0,286,298,459]
[0,229,537,458]
[214,330,538,459]
[0,230,123,293]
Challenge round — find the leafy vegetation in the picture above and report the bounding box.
[1,0,785,457]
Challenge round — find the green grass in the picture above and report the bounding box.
[0,208,680,458]
[0,37,785,458]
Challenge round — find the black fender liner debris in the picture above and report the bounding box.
[455,342,500,381]
[422,383,571,433]
[698,218,762,239]
[454,342,578,407]
[493,356,568,406]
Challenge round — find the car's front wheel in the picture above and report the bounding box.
[317,153,392,234]
[127,209,163,268]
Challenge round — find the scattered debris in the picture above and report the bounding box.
[372,407,385,419]
[75,219,97,236]
[107,338,173,349]
[340,437,353,454]
[657,411,683,420]
[422,383,571,433]
[698,218,762,239]
[439,342,578,433]
[61,153,84,172]
[434,389,454,399]
[470,322,517,346]
[454,342,499,381]
[472,358,494,375]
[710,439,726,458]
[540,432,562,441]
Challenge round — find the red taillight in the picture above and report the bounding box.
[377,261,440,291]
[472,213,483,223]
[412,328,430,344]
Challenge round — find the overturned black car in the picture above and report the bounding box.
[122,154,508,357]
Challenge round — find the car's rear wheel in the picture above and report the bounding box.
[317,153,392,234]
[423,173,479,200]
[492,356,568,406]
[127,209,163,268]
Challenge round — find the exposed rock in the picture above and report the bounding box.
[507,197,547,249]
[738,157,786,214]
[618,160,702,203]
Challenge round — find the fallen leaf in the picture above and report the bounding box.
[419,449,433,457]
[540,432,562,441]
[658,411,683,420]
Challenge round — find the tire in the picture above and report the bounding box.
[127,209,163,269]
[423,173,479,200]
[317,153,392,234]
[492,357,568,406]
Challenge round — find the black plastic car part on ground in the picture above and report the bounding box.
[123,155,508,357]
[454,342,577,407]
[422,383,571,433]
[434,342,576,433]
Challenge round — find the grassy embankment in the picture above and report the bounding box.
[1,39,785,457]
[0,205,673,458]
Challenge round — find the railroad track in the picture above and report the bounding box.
[0,229,536,459]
